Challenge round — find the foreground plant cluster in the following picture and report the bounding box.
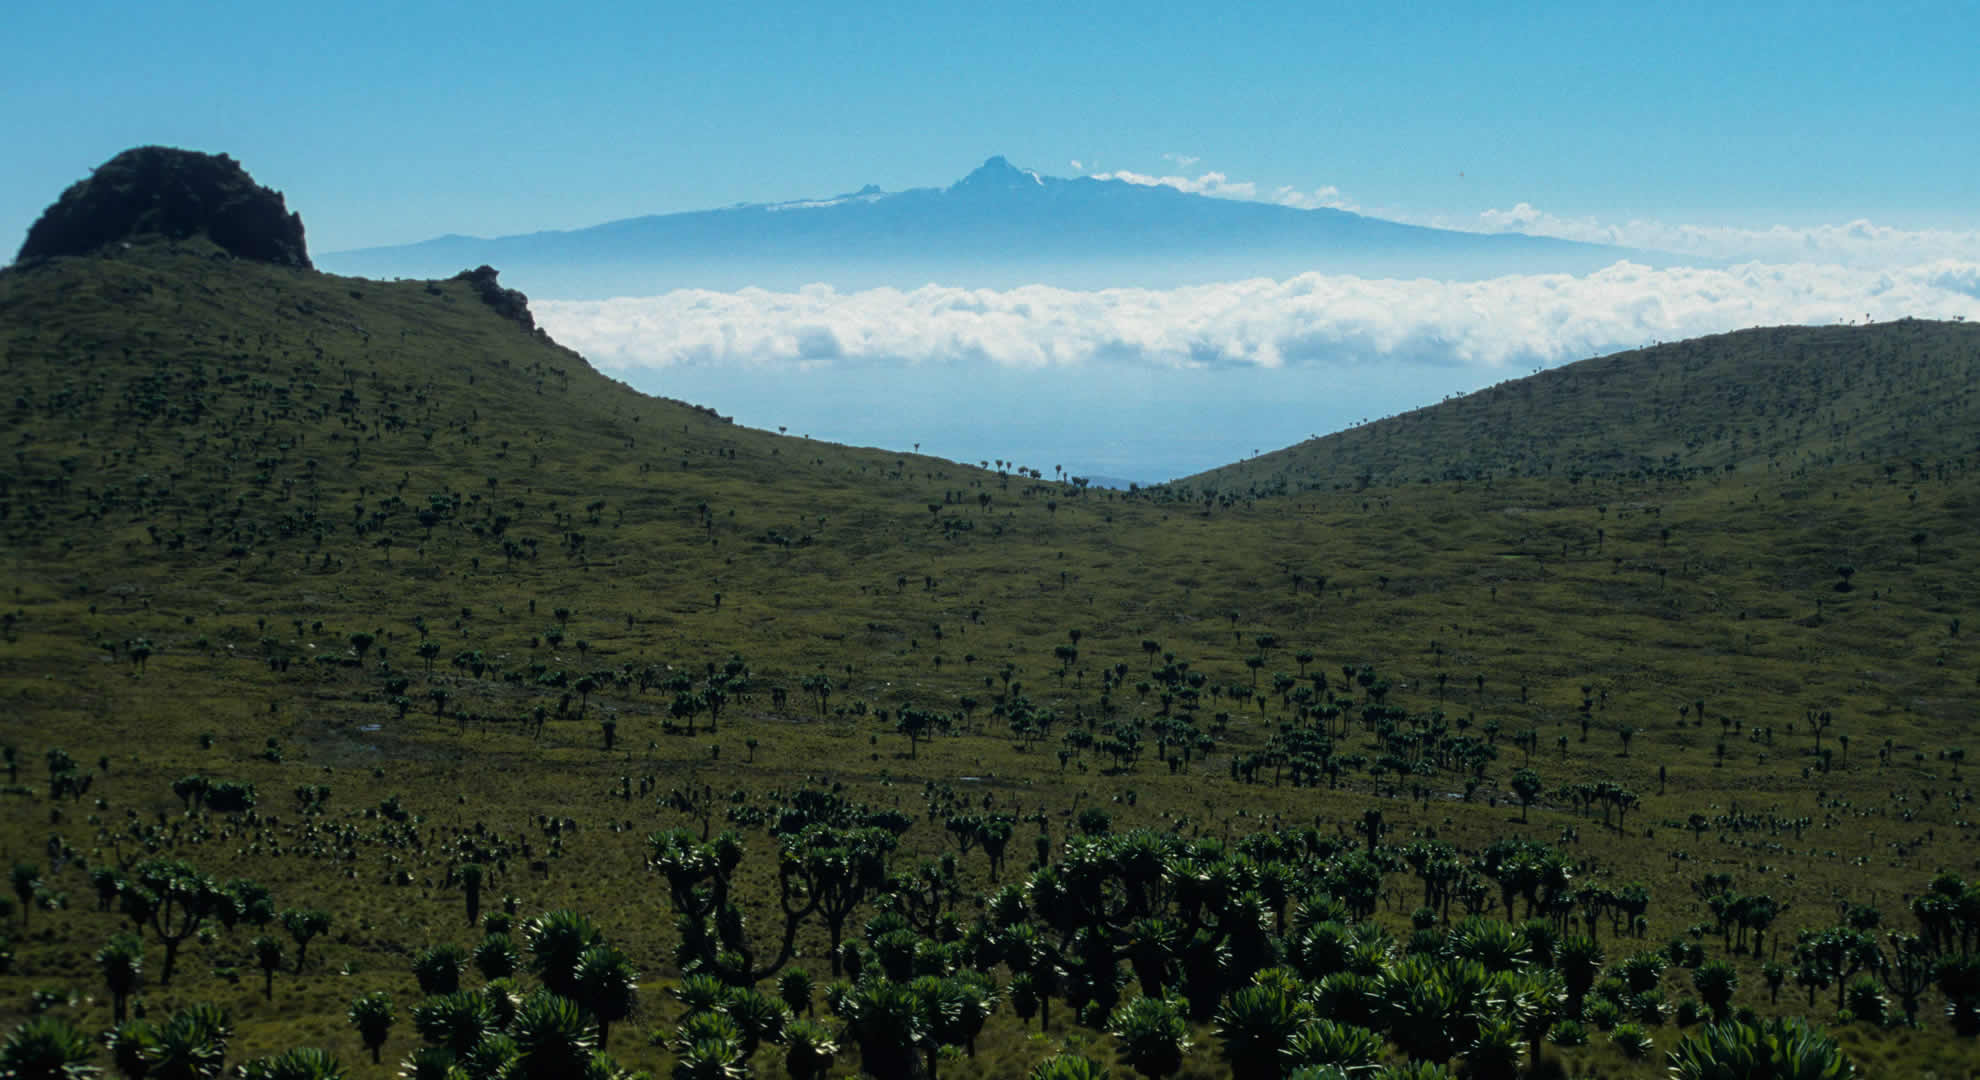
[15,771,1964,1079]
[1,247,1978,1078]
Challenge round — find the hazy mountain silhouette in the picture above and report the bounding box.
[323,156,1662,296]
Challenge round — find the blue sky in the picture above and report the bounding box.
[7,1,1979,251]
[8,2,1980,481]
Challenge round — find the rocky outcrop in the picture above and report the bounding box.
[15,147,311,268]
[452,265,536,332]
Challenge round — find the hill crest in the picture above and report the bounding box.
[1176,319,1980,496]
[15,146,311,269]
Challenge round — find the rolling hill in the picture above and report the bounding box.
[1177,320,1980,496]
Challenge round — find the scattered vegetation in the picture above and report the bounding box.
[1,243,1976,1078]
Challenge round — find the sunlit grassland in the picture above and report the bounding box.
[1,246,1976,1077]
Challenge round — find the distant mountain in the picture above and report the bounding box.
[322,156,1661,296]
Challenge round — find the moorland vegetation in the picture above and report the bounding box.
[1,152,1977,1079]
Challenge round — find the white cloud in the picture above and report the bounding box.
[1092,160,1362,215]
[1074,156,1980,269]
[537,261,1980,378]
[1472,203,1980,267]
[1059,154,1980,269]
[1069,159,1083,172]
[1090,169,1260,201]
[1273,184,1358,212]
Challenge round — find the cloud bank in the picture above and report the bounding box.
[1472,206,1980,268]
[536,261,1980,378]
[1088,166,1360,213]
[1090,168,1263,202]
[1077,158,1980,266]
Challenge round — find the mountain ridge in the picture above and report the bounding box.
[322,156,1665,295]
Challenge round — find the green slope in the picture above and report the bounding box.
[1176,321,1980,496]
[2,245,1977,1079]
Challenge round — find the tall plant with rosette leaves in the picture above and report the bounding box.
[1665,1016,1854,1079]
[669,1031,747,1080]
[96,932,143,1022]
[412,991,493,1060]
[1109,995,1191,1079]
[0,1016,97,1079]
[1371,954,1495,1064]
[1691,959,1740,1021]
[1282,1018,1384,1075]
[507,991,598,1080]
[722,986,791,1063]
[129,859,228,986]
[411,944,466,996]
[281,908,331,975]
[834,978,927,1080]
[346,991,394,1064]
[234,1046,345,1080]
[1555,935,1604,1018]
[253,936,285,1000]
[782,1018,838,1080]
[144,1002,233,1080]
[1215,984,1311,1080]
[525,909,603,999]
[573,944,639,1050]
[1937,953,1980,1036]
[104,1020,154,1080]
[1029,1054,1112,1080]
[1499,967,1565,1070]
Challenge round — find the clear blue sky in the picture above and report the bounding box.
[7,1,1979,253]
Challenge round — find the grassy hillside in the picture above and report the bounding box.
[2,245,1977,1079]
[1178,321,1980,497]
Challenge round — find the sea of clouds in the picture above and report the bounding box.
[1475,208,1980,269]
[1081,164,1980,267]
[536,260,1980,379]
[529,164,1980,477]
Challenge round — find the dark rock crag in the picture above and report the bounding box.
[452,265,537,332]
[15,146,311,268]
